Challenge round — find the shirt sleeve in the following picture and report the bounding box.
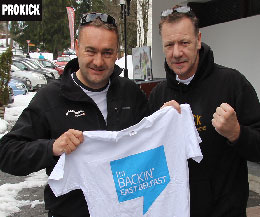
[182,104,203,163]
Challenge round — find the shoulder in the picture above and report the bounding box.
[215,64,244,79]
[214,64,250,84]
[150,80,168,96]
[148,80,168,112]
[29,80,61,109]
[214,64,256,94]
[35,80,60,98]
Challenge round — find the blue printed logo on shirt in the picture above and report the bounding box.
[110,145,170,215]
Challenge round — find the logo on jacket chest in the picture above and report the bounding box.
[66,109,85,117]
[193,114,207,132]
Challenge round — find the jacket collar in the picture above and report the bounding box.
[61,57,123,101]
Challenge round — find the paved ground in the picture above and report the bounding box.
[247,206,260,217]
[9,187,47,217]
[247,162,260,217]
[0,170,47,217]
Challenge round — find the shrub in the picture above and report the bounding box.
[0,48,13,107]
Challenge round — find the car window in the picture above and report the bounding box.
[13,61,28,70]
[57,56,70,62]
[11,65,20,71]
[43,60,55,68]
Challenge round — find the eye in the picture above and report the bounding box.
[103,51,113,58]
[181,41,189,46]
[164,43,174,52]
[86,50,95,56]
[165,42,174,48]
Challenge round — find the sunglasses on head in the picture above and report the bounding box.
[80,13,117,27]
[161,6,191,18]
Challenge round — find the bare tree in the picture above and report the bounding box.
[0,22,5,38]
[100,0,137,56]
[137,19,142,46]
[137,0,150,46]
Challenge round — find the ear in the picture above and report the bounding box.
[75,39,79,56]
[197,31,202,50]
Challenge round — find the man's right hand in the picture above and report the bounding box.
[53,129,84,156]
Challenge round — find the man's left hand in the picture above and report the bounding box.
[161,100,181,114]
[212,103,240,142]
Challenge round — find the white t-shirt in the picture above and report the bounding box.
[48,105,202,217]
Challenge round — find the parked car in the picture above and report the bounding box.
[55,56,71,69]
[38,58,64,75]
[11,65,47,91]
[11,75,32,91]
[27,58,60,79]
[12,59,55,84]
[62,49,77,60]
[8,78,28,96]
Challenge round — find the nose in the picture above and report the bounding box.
[173,44,183,59]
[93,53,103,67]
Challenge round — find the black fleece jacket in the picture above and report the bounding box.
[0,58,149,217]
[149,43,260,217]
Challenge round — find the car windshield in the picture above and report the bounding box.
[13,61,28,70]
[30,59,44,68]
[41,60,55,68]
[23,60,41,69]
[57,56,70,62]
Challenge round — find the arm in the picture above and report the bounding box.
[0,92,83,176]
[212,78,260,162]
[0,103,56,176]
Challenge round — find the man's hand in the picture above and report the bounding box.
[53,129,84,156]
[161,100,181,114]
[212,103,240,142]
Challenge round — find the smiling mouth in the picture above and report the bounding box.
[90,68,105,73]
[174,61,185,65]
[173,62,185,69]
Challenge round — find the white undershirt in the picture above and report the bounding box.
[176,74,194,85]
[81,85,109,122]
[72,73,109,122]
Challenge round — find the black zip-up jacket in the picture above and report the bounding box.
[0,58,149,217]
[149,43,260,217]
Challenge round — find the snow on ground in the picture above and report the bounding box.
[0,170,47,217]
[4,92,36,123]
[0,92,48,217]
[0,119,8,137]
[0,92,36,138]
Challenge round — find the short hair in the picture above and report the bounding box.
[77,18,119,48]
[159,6,199,37]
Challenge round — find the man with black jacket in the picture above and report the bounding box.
[0,13,149,217]
[149,5,260,217]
